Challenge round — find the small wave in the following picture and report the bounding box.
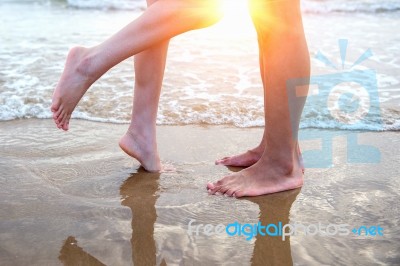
[66,0,145,10]
[1,0,399,131]
[63,0,400,14]
[1,104,399,131]
[301,0,400,14]
[6,0,400,14]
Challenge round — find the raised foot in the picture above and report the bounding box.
[51,46,95,131]
[207,158,304,198]
[119,131,162,173]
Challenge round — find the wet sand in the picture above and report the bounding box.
[0,119,399,265]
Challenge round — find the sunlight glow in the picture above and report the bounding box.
[217,0,254,36]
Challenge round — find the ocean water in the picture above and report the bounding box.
[0,0,399,130]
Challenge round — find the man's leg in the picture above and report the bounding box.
[215,6,303,169]
[119,0,169,172]
[208,0,309,197]
[51,0,223,130]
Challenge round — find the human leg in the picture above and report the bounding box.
[208,0,309,197]
[51,0,223,130]
[119,40,169,172]
[119,0,169,172]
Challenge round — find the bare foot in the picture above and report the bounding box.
[207,155,304,197]
[51,46,97,131]
[216,143,305,173]
[119,130,162,172]
[215,146,263,167]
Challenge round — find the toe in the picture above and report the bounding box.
[210,186,224,195]
[215,157,229,165]
[219,158,234,166]
[208,185,219,195]
[53,107,63,120]
[59,114,70,131]
[56,109,66,124]
[209,183,223,195]
[233,189,245,198]
[224,187,238,197]
[207,182,216,190]
[209,177,233,195]
[218,156,242,167]
[218,185,230,195]
[62,114,71,131]
[58,113,67,127]
[51,98,61,113]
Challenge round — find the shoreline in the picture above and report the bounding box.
[1,118,399,177]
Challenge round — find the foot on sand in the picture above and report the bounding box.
[119,129,162,172]
[216,143,305,174]
[207,154,304,197]
[215,146,263,167]
[51,46,97,131]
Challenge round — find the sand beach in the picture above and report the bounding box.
[0,119,399,265]
[1,0,400,264]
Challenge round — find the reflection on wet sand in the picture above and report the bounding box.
[1,121,397,265]
[120,168,167,266]
[248,189,300,266]
[59,236,106,266]
[59,167,300,265]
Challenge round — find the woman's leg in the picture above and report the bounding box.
[119,0,169,172]
[208,0,309,197]
[51,0,223,130]
[118,41,169,172]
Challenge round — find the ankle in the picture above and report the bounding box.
[126,125,156,145]
[74,47,101,82]
[253,143,265,155]
[261,149,302,175]
[122,129,158,158]
[129,119,155,133]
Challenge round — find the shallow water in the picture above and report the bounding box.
[0,120,399,265]
[0,1,399,129]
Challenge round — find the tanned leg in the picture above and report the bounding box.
[208,0,309,197]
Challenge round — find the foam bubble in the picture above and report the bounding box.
[1,0,399,131]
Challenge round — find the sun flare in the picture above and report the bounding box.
[217,0,254,35]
